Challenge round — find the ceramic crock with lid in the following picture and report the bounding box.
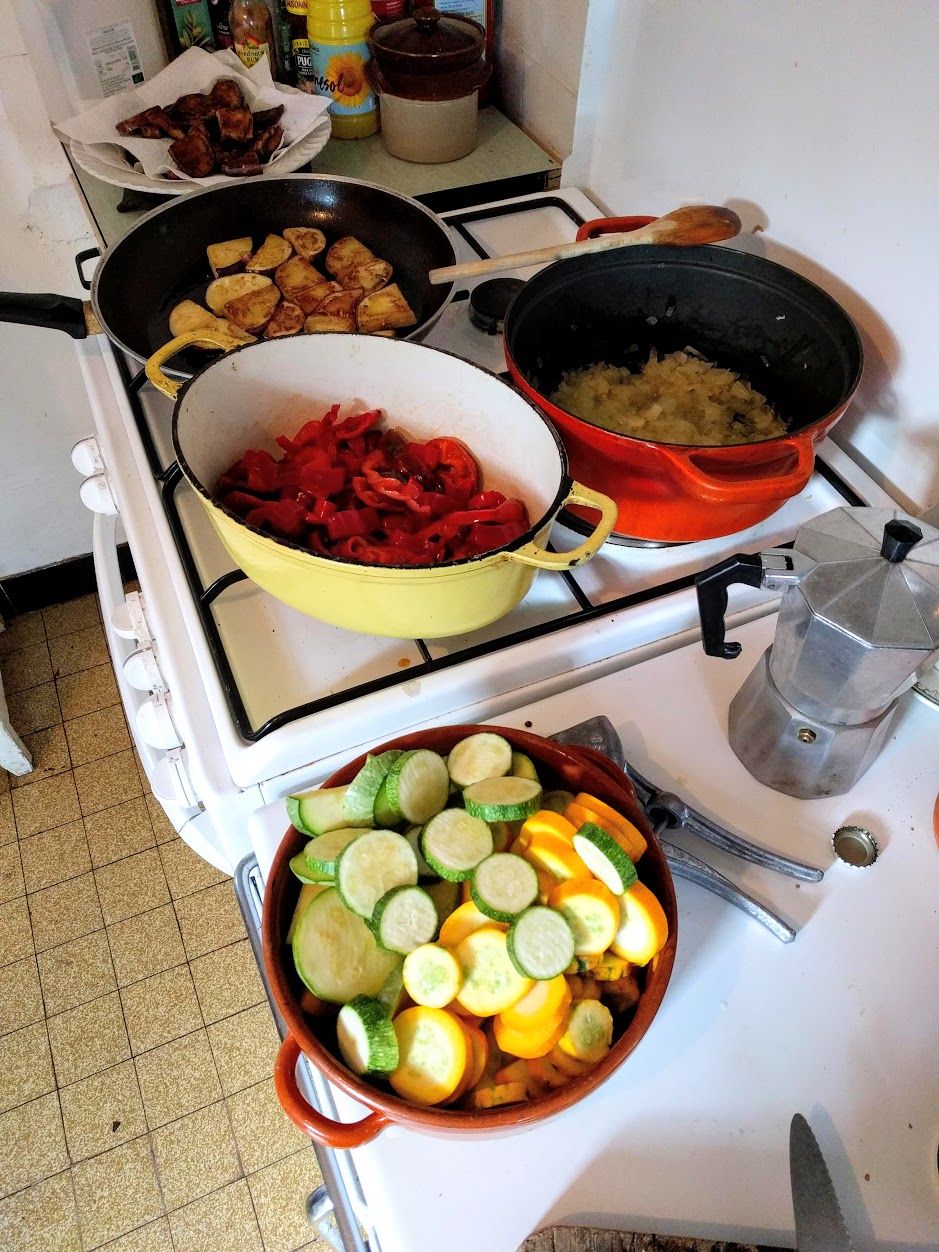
[367,8,489,162]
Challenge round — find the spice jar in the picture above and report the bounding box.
[367,7,489,163]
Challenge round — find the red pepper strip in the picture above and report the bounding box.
[275,434,297,454]
[417,499,527,543]
[290,445,333,471]
[304,498,338,525]
[299,467,346,497]
[244,499,306,538]
[351,477,388,509]
[467,490,507,510]
[465,521,528,553]
[427,437,479,502]
[405,441,440,473]
[222,490,268,517]
[333,409,382,441]
[326,507,380,541]
[220,460,249,485]
[242,450,282,494]
[307,530,329,555]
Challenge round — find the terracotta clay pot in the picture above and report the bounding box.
[263,724,678,1146]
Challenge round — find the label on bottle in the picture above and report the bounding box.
[235,37,272,68]
[285,0,308,13]
[432,0,486,28]
[307,39,375,116]
[85,19,145,97]
[291,36,315,88]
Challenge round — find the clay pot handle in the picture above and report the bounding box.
[274,1035,391,1148]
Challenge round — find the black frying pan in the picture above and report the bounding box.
[0,174,457,378]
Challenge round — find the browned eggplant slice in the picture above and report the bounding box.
[168,124,216,178]
[252,105,285,131]
[205,273,274,314]
[246,234,294,274]
[208,78,245,110]
[253,124,284,164]
[304,314,355,334]
[217,107,253,145]
[168,93,214,123]
[264,302,305,339]
[317,289,363,319]
[294,279,342,315]
[274,256,323,302]
[325,236,377,281]
[356,283,417,333]
[283,227,327,262]
[341,259,393,295]
[206,237,253,277]
[224,285,282,333]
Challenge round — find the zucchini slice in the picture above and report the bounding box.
[463,776,542,823]
[510,751,541,783]
[390,1006,468,1106]
[557,999,614,1065]
[372,885,438,954]
[285,883,327,944]
[547,878,619,957]
[447,733,513,787]
[384,749,450,824]
[336,996,399,1075]
[424,878,460,928]
[289,852,330,885]
[376,964,407,1017]
[288,785,370,837]
[402,943,463,1008]
[506,906,575,980]
[421,809,493,882]
[541,790,576,815]
[292,888,399,1004]
[572,823,638,895]
[403,824,435,880]
[304,828,364,876]
[470,853,538,923]
[344,750,402,825]
[454,927,532,1017]
[336,830,418,920]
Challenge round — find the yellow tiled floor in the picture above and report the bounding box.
[0,596,327,1251]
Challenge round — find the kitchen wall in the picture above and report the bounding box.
[566,0,939,513]
[496,0,589,160]
[0,0,97,578]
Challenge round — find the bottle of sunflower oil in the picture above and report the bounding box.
[306,0,378,138]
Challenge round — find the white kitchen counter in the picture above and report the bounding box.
[253,614,939,1252]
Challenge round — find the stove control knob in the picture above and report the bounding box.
[135,691,182,750]
[79,473,118,516]
[111,592,153,645]
[71,437,105,476]
[151,748,200,809]
[123,646,166,693]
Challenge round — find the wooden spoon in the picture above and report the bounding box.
[428,204,742,286]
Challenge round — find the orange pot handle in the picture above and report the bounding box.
[274,1035,391,1148]
[661,437,816,505]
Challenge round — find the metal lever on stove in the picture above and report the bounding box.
[624,760,824,883]
[659,830,796,944]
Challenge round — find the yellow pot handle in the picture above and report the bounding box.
[145,326,247,398]
[508,482,617,570]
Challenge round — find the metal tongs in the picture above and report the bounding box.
[553,716,823,942]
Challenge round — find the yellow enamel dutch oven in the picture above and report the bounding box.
[146,331,616,638]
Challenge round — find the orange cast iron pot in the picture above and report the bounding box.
[503,216,864,543]
[263,724,678,1146]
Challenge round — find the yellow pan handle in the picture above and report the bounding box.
[144,327,244,398]
[508,482,617,570]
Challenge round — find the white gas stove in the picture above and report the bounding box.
[71,182,938,1252]
[72,184,895,871]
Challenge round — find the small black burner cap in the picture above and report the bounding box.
[469,278,525,335]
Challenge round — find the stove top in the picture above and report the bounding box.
[102,186,890,791]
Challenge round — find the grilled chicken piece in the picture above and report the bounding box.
[168,124,216,178]
[217,107,253,145]
[252,105,285,131]
[263,301,305,338]
[208,78,245,110]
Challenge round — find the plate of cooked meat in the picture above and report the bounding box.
[58,48,331,194]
